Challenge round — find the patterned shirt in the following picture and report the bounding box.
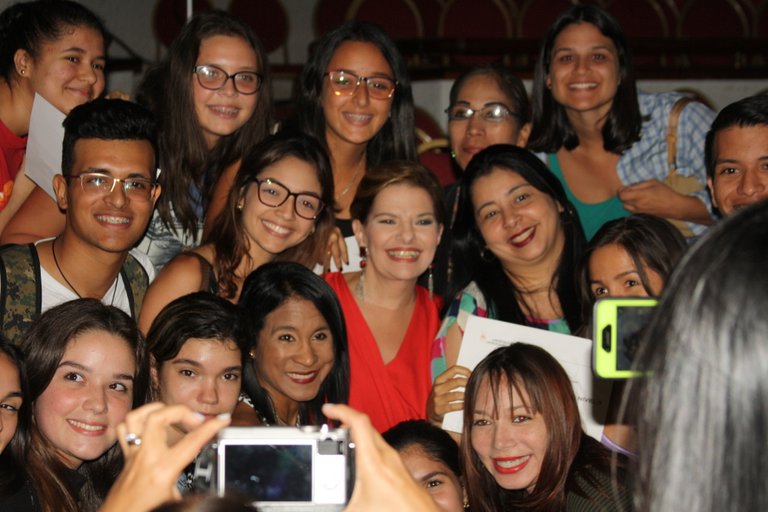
[430,282,570,380]
[542,91,716,237]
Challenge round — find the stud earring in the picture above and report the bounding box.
[236,199,244,211]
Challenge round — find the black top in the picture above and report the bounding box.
[0,468,86,512]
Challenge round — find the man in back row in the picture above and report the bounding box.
[0,98,160,343]
[706,94,768,217]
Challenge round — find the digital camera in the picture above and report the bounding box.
[194,425,354,511]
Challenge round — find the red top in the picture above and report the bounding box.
[325,272,440,433]
[0,119,27,211]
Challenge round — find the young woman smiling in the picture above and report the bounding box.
[138,132,334,333]
[0,299,149,512]
[429,144,585,428]
[295,21,416,271]
[432,64,531,296]
[0,0,106,234]
[463,344,631,511]
[239,262,349,427]
[528,5,715,239]
[325,161,445,432]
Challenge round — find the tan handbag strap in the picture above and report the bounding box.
[667,96,695,174]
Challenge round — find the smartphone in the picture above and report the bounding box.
[592,297,658,379]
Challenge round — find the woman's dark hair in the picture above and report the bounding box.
[0,336,30,496]
[239,262,349,426]
[383,419,461,479]
[448,63,530,124]
[527,4,641,154]
[448,144,585,332]
[15,299,149,512]
[295,21,416,169]
[141,10,272,238]
[462,343,617,511]
[207,131,335,298]
[630,200,768,511]
[350,160,447,226]
[147,291,249,397]
[0,0,108,83]
[577,214,687,319]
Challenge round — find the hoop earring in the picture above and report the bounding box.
[480,247,494,262]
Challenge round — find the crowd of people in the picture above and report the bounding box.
[0,1,766,511]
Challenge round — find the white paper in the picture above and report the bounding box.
[25,93,66,199]
[442,315,611,440]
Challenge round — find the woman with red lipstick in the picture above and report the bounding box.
[527,4,715,240]
[0,0,107,232]
[463,343,631,512]
[430,145,584,390]
[432,64,531,296]
[138,132,334,333]
[294,21,416,272]
[325,162,445,433]
[239,262,349,427]
[0,299,150,512]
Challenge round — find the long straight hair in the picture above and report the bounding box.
[295,21,416,169]
[631,201,768,511]
[16,300,149,512]
[527,4,641,154]
[462,344,617,511]
[577,214,687,320]
[448,144,585,332]
[206,131,335,298]
[141,10,272,237]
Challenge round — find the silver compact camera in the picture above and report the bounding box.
[195,425,354,511]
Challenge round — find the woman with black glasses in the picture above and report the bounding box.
[138,132,335,333]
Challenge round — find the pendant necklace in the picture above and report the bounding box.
[52,238,119,305]
[335,164,364,201]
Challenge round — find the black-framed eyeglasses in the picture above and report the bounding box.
[325,70,397,100]
[253,178,324,220]
[193,64,262,95]
[445,103,519,123]
[66,172,158,202]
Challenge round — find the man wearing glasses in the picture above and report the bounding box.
[0,98,160,344]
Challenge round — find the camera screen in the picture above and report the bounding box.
[616,305,655,371]
[224,444,312,502]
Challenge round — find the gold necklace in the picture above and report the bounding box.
[335,165,364,201]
